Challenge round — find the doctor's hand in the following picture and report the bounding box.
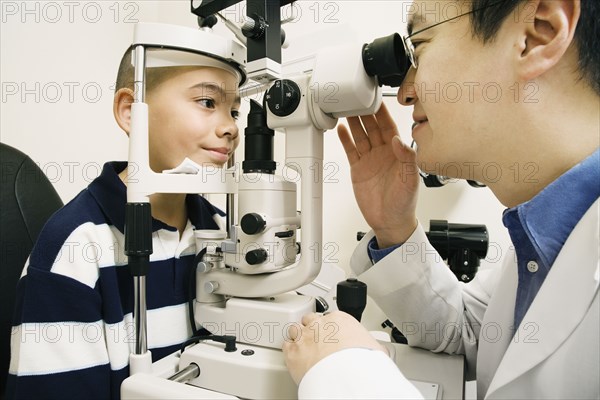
[338,102,419,248]
[282,311,388,385]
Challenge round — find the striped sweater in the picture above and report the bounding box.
[7,162,222,400]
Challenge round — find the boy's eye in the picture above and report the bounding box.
[231,110,240,120]
[197,98,215,108]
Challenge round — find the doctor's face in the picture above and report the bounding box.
[398,0,518,181]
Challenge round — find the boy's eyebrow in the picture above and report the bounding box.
[189,82,241,105]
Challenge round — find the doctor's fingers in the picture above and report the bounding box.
[391,135,417,162]
[285,322,303,342]
[374,102,400,143]
[284,313,322,342]
[358,114,385,147]
[301,312,322,326]
[346,116,373,155]
[347,102,397,151]
[337,124,360,165]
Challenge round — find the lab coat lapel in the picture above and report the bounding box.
[486,200,600,396]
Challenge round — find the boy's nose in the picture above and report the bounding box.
[217,117,239,139]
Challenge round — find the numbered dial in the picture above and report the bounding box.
[266,79,301,117]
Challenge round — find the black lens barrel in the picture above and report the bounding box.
[243,99,276,174]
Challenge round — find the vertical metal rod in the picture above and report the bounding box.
[133,45,146,103]
[134,276,148,354]
[132,44,147,356]
[226,155,236,235]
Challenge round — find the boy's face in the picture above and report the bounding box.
[400,0,517,179]
[146,67,241,172]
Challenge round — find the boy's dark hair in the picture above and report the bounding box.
[467,0,599,94]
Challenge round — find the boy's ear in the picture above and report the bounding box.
[113,88,135,135]
[516,0,580,81]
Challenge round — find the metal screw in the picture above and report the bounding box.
[204,281,220,293]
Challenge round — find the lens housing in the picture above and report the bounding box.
[243,99,276,174]
[362,33,410,87]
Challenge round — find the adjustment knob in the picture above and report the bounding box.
[266,79,301,117]
[246,249,268,265]
[204,281,220,294]
[336,278,367,322]
[241,213,266,235]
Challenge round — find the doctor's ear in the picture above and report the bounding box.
[113,88,135,135]
[516,0,580,81]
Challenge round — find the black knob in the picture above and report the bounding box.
[246,249,268,265]
[241,14,266,39]
[336,278,367,322]
[275,230,294,238]
[197,15,217,29]
[241,213,266,235]
[266,79,301,117]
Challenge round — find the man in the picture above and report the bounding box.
[283,0,600,398]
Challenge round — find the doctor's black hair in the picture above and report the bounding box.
[466,0,599,95]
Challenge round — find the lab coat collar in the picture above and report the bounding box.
[486,199,600,396]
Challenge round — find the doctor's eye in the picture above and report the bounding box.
[411,41,425,57]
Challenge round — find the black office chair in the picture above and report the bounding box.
[0,143,63,399]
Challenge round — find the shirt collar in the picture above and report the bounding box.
[503,148,600,268]
[87,162,222,234]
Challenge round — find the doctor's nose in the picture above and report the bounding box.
[397,68,418,106]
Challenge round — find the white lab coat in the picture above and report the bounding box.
[299,200,599,399]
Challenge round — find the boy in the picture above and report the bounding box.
[7,45,242,399]
[284,0,599,398]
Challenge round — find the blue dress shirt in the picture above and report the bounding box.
[503,148,599,328]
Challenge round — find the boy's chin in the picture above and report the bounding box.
[187,156,227,168]
[199,161,227,169]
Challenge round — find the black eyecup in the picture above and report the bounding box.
[362,33,411,87]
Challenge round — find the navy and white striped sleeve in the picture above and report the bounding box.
[7,216,121,400]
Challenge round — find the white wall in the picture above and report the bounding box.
[1,0,511,295]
